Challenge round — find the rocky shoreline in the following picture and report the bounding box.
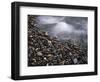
[28,15,87,66]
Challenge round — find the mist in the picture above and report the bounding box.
[36,15,88,42]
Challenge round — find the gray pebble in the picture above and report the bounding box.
[69,52,72,56]
[73,58,78,64]
[37,52,43,56]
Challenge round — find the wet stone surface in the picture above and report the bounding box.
[28,15,88,66]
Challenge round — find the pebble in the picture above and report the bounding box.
[60,60,65,65]
[44,57,47,60]
[32,58,36,62]
[37,52,43,56]
[47,54,52,57]
[46,63,49,66]
[48,40,52,44]
[35,48,39,51]
[45,32,48,36]
[69,52,72,56]
[32,47,35,50]
[73,58,78,64]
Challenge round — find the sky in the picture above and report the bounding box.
[35,15,88,42]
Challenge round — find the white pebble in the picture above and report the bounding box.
[73,58,78,64]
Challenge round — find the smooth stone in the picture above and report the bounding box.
[48,40,52,44]
[44,57,47,60]
[37,52,43,56]
[45,32,48,35]
[69,52,72,56]
[60,60,65,65]
[46,63,49,66]
[73,58,78,64]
